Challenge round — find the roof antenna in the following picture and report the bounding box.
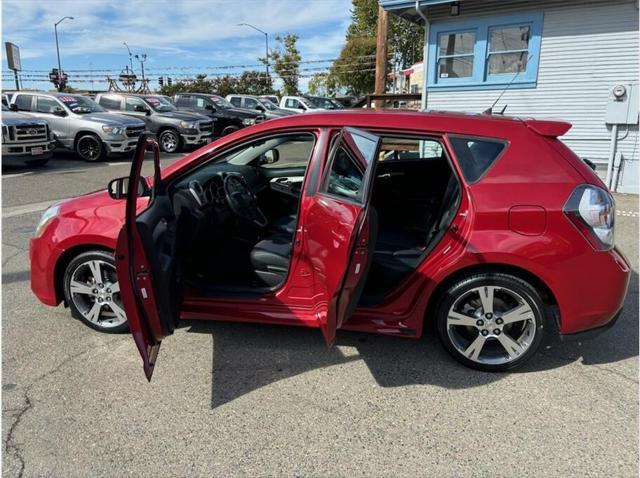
[483,55,534,115]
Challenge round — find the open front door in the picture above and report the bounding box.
[115,134,182,381]
[304,127,381,346]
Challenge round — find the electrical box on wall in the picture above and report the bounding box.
[605,83,639,125]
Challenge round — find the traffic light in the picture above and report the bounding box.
[158,76,164,87]
[167,77,172,86]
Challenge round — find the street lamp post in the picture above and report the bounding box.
[54,16,74,92]
[123,42,134,74]
[135,53,147,81]
[237,23,269,81]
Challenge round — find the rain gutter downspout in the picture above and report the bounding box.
[416,1,429,111]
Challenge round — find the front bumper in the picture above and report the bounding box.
[30,235,62,306]
[104,138,140,154]
[2,140,56,163]
[180,131,213,146]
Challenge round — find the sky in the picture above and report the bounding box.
[1,0,353,92]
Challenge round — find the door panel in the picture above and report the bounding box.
[303,127,381,345]
[115,134,182,381]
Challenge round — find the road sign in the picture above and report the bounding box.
[5,42,21,71]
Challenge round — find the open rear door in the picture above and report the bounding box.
[115,134,182,381]
[304,127,381,345]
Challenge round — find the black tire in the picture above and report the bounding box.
[435,272,547,372]
[25,158,49,167]
[75,134,105,162]
[158,128,181,153]
[221,125,240,136]
[63,250,129,333]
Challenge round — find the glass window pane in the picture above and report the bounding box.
[488,51,528,75]
[36,97,60,113]
[438,31,476,56]
[326,147,364,201]
[438,56,474,79]
[449,137,505,183]
[489,26,530,52]
[379,137,443,161]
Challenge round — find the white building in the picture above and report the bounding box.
[380,0,639,193]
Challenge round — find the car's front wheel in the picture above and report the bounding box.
[75,134,105,162]
[436,272,547,372]
[158,128,181,153]
[63,250,128,333]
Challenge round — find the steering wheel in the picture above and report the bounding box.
[223,174,268,227]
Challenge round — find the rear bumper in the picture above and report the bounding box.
[560,308,622,342]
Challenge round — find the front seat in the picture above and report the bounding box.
[250,233,292,287]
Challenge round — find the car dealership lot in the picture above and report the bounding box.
[2,153,638,477]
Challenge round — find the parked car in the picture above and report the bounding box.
[260,95,280,106]
[225,94,297,119]
[173,93,265,137]
[10,92,146,161]
[306,96,344,110]
[30,110,629,380]
[95,93,213,153]
[279,95,324,113]
[1,104,56,166]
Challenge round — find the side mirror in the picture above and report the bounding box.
[298,105,305,110]
[205,104,215,112]
[255,105,265,112]
[108,176,150,199]
[9,103,18,112]
[262,149,280,165]
[53,107,68,117]
[134,105,151,115]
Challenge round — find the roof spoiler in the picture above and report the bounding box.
[524,119,572,137]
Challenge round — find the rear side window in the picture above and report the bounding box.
[14,94,33,111]
[228,96,241,107]
[98,96,122,110]
[449,136,506,183]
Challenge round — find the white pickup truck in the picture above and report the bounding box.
[2,104,56,166]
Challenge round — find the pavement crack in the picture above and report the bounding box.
[2,337,121,477]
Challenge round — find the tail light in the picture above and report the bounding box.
[563,185,615,250]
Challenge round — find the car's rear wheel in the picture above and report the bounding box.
[221,125,240,136]
[75,134,105,162]
[63,250,128,333]
[436,272,546,372]
[158,128,181,153]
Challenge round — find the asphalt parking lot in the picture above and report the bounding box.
[2,150,638,477]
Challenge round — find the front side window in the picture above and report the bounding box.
[98,95,122,110]
[285,98,301,109]
[244,98,259,109]
[125,96,147,112]
[326,147,364,201]
[437,31,476,79]
[36,96,61,113]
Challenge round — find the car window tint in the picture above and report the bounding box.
[35,96,60,113]
[125,96,146,111]
[379,136,444,161]
[325,146,364,202]
[244,98,258,109]
[229,97,241,107]
[175,96,191,107]
[14,95,33,111]
[449,136,505,183]
[98,96,122,110]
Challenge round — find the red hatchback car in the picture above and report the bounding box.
[30,110,630,378]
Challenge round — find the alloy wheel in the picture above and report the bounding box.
[445,285,537,366]
[160,131,179,152]
[77,137,101,161]
[68,259,127,329]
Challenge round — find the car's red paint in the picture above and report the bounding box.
[30,110,630,350]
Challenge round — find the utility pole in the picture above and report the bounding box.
[374,5,389,109]
[54,16,74,92]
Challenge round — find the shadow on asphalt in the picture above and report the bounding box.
[183,272,638,409]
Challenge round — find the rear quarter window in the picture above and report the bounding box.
[449,136,506,183]
[98,96,122,110]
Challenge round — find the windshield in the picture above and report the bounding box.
[144,96,176,112]
[210,96,234,109]
[308,96,341,110]
[257,98,278,110]
[58,95,105,114]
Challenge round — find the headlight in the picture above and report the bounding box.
[180,121,197,129]
[34,204,60,238]
[563,185,615,250]
[242,118,256,126]
[102,126,124,135]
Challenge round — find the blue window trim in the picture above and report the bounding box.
[427,11,543,91]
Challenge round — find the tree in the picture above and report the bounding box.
[308,73,336,96]
[329,0,424,95]
[158,71,272,97]
[267,34,301,96]
[235,70,273,96]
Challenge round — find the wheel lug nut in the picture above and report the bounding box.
[106,289,111,293]
[92,289,98,294]
[98,283,104,289]
[476,319,484,327]
[106,297,111,301]
[496,318,503,325]
[481,329,489,336]
[494,329,501,335]
[485,313,493,319]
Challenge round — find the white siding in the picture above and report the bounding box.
[422,0,639,192]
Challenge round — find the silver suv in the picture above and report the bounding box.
[10,92,145,161]
[2,104,56,166]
